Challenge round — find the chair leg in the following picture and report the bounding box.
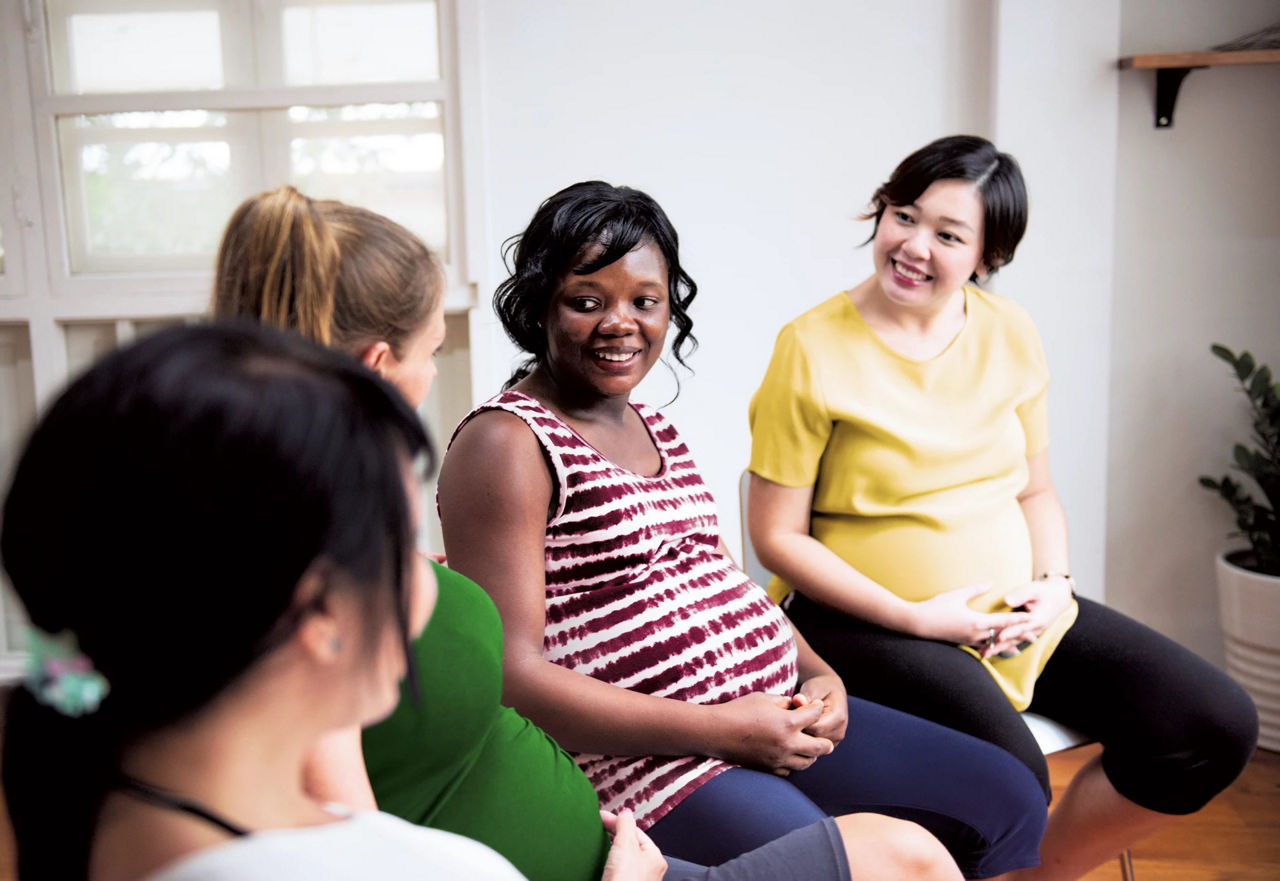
[1118,848,1135,880]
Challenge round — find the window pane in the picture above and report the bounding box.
[57,111,251,273]
[0,225,5,276]
[0,325,35,653]
[58,103,451,274]
[48,1,229,93]
[64,323,119,379]
[289,102,447,254]
[282,1,438,85]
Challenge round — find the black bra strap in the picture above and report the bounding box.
[116,774,250,838]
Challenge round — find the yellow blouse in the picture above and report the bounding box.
[748,288,1076,710]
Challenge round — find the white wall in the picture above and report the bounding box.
[989,0,1121,603]
[1106,0,1280,665]
[470,0,1128,585]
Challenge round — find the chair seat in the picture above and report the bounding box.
[1021,711,1091,754]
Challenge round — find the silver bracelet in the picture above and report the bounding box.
[1036,571,1076,594]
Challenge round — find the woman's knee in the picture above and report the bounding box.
[835,814,962,881]
[1102,675,1258,815]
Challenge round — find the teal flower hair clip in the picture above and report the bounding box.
[23,627,110,717]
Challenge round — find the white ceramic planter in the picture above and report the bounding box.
[1216,551,1280,752]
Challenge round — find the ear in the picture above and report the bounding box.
[293,566,346,667]
[358,340,394,378]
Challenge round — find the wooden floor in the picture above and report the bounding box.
[0,744,1275,879]
[1058,744,1280,881]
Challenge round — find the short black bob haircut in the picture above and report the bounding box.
[493,180,698,388]
[1,322,430,880]
[863,135,1029,281]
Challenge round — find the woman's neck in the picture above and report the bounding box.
[517,367,632,427]
[848,276,967,360]
[92,673,342,881]
[118,675,338,829]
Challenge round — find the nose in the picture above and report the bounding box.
[902,227,929,260]
[597,302,638,335]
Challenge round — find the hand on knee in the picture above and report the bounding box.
[835,813,962,881]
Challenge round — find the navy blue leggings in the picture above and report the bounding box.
[647,696,1046,878]
[786,594,1259,813]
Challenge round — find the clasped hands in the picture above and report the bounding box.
[911,579,1074,659]
[715,673,848,777]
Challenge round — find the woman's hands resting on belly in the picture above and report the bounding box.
[749,474,1051,658]
[909,582,1037,657]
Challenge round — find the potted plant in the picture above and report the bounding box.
[1200,344,1279,751]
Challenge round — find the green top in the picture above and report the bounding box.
[362,562,609,881]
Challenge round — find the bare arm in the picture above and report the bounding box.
[437,412,830,773]
[789,622,847,746]
[747,473,1031,654]
[1003,450,1074,637]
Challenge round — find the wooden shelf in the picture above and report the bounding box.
[1117,49,1280,128]
[1119,49,1280,70]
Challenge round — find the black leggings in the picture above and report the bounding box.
[786,594,1258,814]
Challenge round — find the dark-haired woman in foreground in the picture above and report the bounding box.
[438,180,1048,878]
[747,135,1259,880]
[1,323,527,880]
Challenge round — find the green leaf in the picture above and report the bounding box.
[1199,476,1220,489]
[1250,366,1272,399]
[1236,352,1255,381]
[1234,444,1252,470]
[1211,344,1235,363]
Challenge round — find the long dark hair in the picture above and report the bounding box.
[863,135,1029,279]
[493,180,698,389]
[0,323,431,880]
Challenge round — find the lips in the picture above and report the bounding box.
[590,347,642,372]
[892,259,933,283]
[593,348,638,363]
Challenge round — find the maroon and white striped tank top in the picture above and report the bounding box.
[455,390,799,829]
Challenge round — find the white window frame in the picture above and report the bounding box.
[0,0,487,679]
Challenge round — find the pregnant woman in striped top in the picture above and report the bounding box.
[437,181,1048,878]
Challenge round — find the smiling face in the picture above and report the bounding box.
[541,240,670,400]
[872,178,986,312]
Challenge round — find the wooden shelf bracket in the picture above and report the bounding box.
[1119,50,1280,130]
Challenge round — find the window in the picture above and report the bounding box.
[0,0,481,674]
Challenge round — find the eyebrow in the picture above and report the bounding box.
[562,278,665,291]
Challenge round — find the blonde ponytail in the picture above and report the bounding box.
[212,186,341,346]
[212,187,441,357]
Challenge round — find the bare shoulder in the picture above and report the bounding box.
[448,408,542,461]
[439,408,553,513]
[441,409,548,487]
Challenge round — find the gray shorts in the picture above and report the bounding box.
[663,818,849,881]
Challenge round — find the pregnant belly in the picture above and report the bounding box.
[813,502,1032,604]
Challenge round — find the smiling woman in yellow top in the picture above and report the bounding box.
[748,135,1257,881]
[751,279,1074,708]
